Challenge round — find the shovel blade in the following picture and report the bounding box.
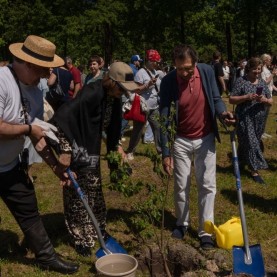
[233,244,265,277]
[96,236,127,258]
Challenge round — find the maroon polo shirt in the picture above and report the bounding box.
[176,67,212,139]
[68,66,82,98]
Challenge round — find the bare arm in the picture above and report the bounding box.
[47,72,57,87]
[229,94,272,106]
[0,119,44,140]
[256,95,273,106]
[134,79,156,95]
[0,120,31,138]
[69,80,74,91]
[263,68,277,85]
[218,76,226,91]
[229,94,255,105]
[162,156,174,176]
[73,83,81,98]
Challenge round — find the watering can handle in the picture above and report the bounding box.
[230,217,240,224]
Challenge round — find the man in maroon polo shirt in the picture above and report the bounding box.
[160,45,234,250]
[65,56,82,98]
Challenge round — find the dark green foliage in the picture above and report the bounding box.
[0,0,276,64]
[106,151,144,197]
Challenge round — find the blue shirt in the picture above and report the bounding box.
[129,63,138,76]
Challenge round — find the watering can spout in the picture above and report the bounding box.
[204,217,243,250]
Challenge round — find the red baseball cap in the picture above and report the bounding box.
[146,49,161,62]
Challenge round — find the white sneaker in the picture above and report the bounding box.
[127,153,134,161]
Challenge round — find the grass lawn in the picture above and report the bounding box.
[0,96,277,276]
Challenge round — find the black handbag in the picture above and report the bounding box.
[48,69,65,99]
[45,68,65,110]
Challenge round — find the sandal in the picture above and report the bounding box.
[200,235,215,250]
[171,226,187,240]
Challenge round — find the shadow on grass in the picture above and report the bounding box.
[0,213,73,268]
[221,189,277,214]
[267,273,277,277]
[107,208,174,232]
[0,213,68,254]
[106,208,200,242]
[41,212,70,247]
[266,158,277,171]
[0,229,33,266]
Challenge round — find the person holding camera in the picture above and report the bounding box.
[229,57,272,184]
[0,35,79,274]
[160,45,235,249]
[126,49,162,160]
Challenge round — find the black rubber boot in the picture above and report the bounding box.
[24,220,79,274]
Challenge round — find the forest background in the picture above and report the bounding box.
[0,0,276,68]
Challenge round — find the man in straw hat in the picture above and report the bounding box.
[0,35,79,274]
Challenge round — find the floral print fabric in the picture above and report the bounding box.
[231,76,270,171]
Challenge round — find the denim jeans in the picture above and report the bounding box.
[127,108,161,154]
[143,121,154,142]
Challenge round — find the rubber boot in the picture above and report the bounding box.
[24,220,79,274]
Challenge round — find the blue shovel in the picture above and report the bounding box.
[230,130,265,277]
[66,168,127,258]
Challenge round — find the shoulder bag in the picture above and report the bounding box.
[123,93,146,123]
[48,69,65,99]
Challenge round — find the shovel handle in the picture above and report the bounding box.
[66,168,111,255]
[230,131,252,264]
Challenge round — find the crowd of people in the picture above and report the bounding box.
[0,34,277,274]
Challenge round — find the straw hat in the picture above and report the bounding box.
[9,35,64,67]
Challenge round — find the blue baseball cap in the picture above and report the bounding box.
[131,55,143,63]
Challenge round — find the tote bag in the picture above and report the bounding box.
[123,93,146,123]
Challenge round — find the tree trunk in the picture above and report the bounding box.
[63,35,68,58]
[225,22,233,61]
[180,10,185,43]
[247,19,252,58]
[104,23,113,67]
[253,19,258,55]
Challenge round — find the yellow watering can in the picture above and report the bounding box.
[204,217,244,250]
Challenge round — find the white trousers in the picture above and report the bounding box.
[173,133,216,237]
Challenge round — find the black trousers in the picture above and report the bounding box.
[0,164,40,233]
